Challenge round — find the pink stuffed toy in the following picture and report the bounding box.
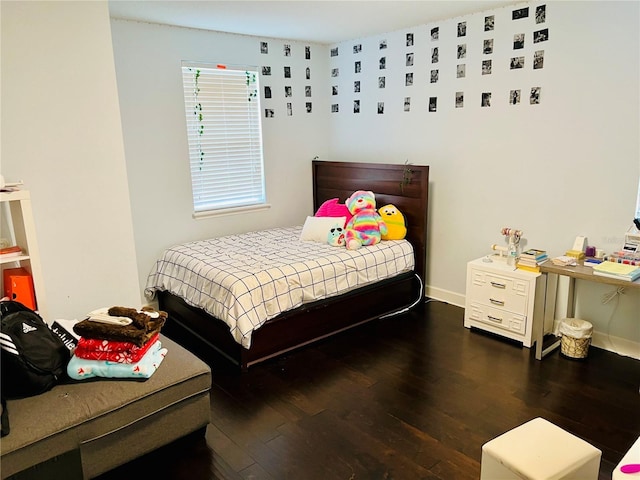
[344,190,388,250]
[315,198,353,227]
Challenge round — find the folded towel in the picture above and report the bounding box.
[67,341,167,380]
[73,333,160,363]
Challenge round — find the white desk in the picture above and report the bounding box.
[536,261,640,360]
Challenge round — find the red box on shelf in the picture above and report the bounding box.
[3,267,37,311]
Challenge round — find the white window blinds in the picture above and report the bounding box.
[181,62,265,213]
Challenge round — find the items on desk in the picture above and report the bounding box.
[582,257,603,267]
[551,255,577,267]
[605,251,640,266]
[592,261,640,282]
[565,249,586,260]
[516,248,548,273]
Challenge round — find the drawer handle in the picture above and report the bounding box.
[490,298,505,306]
[487,315,503,323]
[490,281,506,289]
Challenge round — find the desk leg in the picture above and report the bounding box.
[537,272,562,360]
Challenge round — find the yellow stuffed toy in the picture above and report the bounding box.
[378,204,407,240]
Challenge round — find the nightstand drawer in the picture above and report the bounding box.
[466,302,527,335]
[467,268,530,314]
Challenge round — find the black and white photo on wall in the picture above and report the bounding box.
[284,86,292,97]
[406,53,414,66]
[455,91,464,108]
[457,21,467,37]
[305,46,311,60]
[406,33,414,46]
[260,41,268,54]
[262,66,271,76]
[484,39,494,54]
[457,64,466,78]
[354,100,360,113]
[431,47,439,63]
[457,44,467,59]
[284,66,291,78]
[404,97,411,112]
[481,92,491,107]
[485,15,495,31]
[332,85,338,96]
[287,103,292,116]
[430,69,439,83]
[377,102,384,114]
[513,7,529,20]
[530,87,541,104]
[379,76,386,88]
[405,73,413,86]
[533,50,544,69]
[305,86,312,98]
[331,103,339,113]
[353,44,362,54]
[264,86,272,99]
[265,108,274,117]
[379,57,386,69]
[510,56,524,69]
[284,44,291,56]
[379,39,387,49]
[482,60,492,75]
[536,5,546,23]
[354,81,360,93]
[429,97,437,112]
[330,47,338,57]
[331,68,339,77]
[534,29,549,43]
[431,27,439,40]
[306,102,312,113]
[355,61,361,73]
[509,89,521,105]
[306,67,311,79]
[514,33,525,50]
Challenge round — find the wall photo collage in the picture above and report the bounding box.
[329,3,548,115]
[260,41,314,118]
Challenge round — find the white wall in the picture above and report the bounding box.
[109,20,330,294]
[326,1,640,357]
[1,1,141,319]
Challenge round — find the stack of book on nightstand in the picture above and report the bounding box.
[516,249,549,272]
[592,261,640,282]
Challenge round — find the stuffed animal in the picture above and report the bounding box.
[327,224,346,247]
[378,204,407,240]
[344,190,388,250]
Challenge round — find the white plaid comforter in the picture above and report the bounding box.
[144,226,414,349]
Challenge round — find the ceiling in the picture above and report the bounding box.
[108,0,518,44]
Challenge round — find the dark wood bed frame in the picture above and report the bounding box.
[159,161,430,370]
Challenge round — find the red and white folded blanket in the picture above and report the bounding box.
[73,333,160,364]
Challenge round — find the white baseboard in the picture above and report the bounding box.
[425,285,465,309]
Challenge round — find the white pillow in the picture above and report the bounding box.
[299,216,346,243]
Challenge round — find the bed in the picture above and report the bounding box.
[146,160,429,370]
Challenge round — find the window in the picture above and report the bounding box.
[181,62,266,215]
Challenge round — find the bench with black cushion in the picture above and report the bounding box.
[0,335,211,479]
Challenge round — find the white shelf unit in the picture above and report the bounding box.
[0,190,48,320]
[464,257,546,348]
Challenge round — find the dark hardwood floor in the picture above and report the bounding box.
[97,300,640,480]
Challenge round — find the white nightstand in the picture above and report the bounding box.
[464,257,546,347]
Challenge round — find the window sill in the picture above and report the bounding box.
[193,203,271,219]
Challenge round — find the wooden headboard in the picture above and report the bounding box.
[312,161,430,285]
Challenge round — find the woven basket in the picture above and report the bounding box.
[560,335,591,359]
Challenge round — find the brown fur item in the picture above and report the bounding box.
[73,306,168,347]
